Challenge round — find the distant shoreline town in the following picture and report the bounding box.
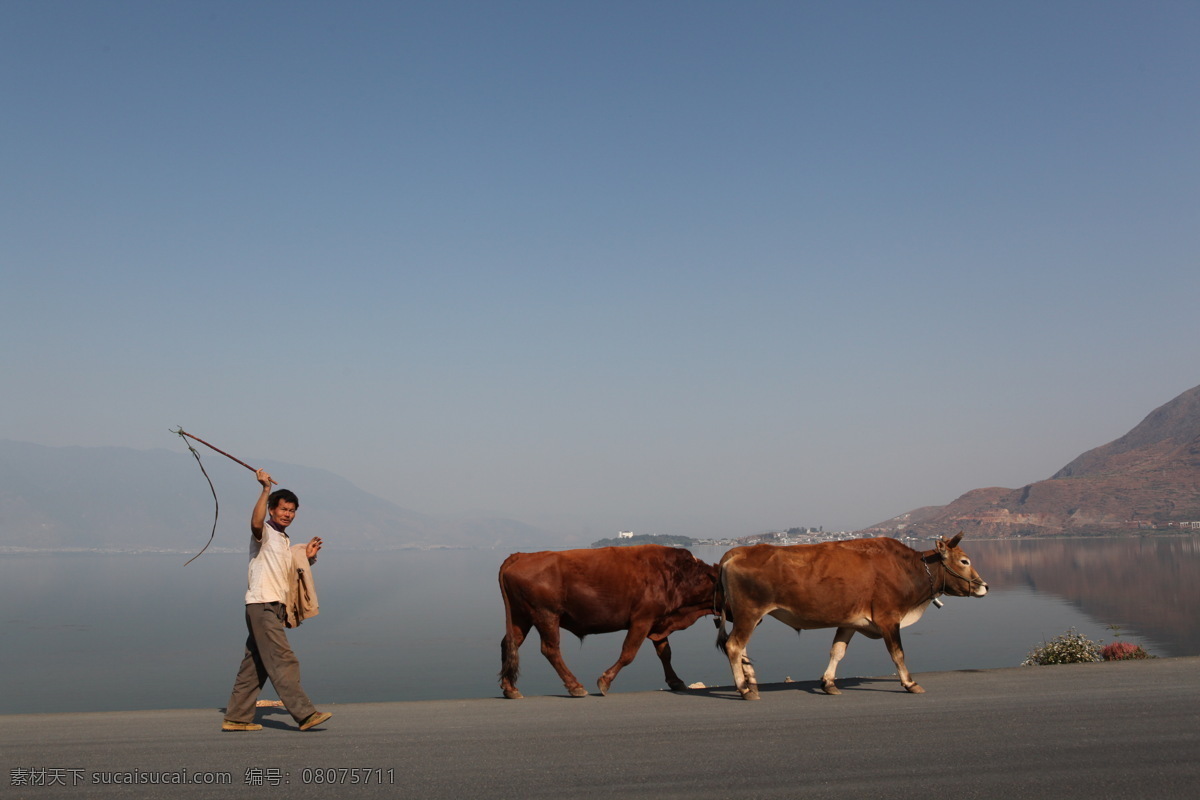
[590,525,1200,549]
[590,528,925,549]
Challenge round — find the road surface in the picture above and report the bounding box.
[3,657,1197,799]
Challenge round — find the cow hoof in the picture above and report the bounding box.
[905,683,926,694]
[503,689,523,699]
[568,686,590,697]
[666,679,687,692]
[739,689,760,701]
[597,679,611,696]
[822,683,842,696]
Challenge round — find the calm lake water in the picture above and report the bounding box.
[3,537,1197,714]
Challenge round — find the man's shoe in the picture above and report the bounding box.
[221,720,263,731]
[299,711,332,731]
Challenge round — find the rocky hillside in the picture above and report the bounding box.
[864,384,1200,538]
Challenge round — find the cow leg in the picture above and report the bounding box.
[821,627,856,695]
[722,615,763,700]
[651,637,688,692]
[597,621,653,696]
[534,617,589,697]
[499,621,529,700]
[880,623,924,693]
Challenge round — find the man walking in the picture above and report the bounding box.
[222,469,332,732]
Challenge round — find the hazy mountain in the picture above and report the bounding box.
[864,383,1200,538]
[0,440,565,552]
[12,382,1198,551]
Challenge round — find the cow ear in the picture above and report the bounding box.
[947,532,963,549]
[936,538,950,559]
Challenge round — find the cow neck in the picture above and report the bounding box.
[920,552,947,608]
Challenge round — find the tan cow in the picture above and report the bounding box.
[715,534,987,700]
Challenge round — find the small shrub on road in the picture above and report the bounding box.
[1021,628,1102,666]
[1101,641,1154,661]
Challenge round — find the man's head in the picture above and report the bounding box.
[267,489,299,529]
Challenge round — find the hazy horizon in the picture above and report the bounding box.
[4,2,1198,539]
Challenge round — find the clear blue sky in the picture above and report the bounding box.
[3,1,1197,539]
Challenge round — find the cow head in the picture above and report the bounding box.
[935,533,988,597]
[668,551,720,614]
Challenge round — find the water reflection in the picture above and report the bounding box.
[969,537,1200,656]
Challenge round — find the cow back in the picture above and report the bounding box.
[500,545,716,637]
[719,538,928,629]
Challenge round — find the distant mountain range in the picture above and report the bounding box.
[0,440,564,552]
[7,384,1199,551]
[864,383,1200,538]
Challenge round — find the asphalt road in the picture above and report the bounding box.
[3,658,1197,799]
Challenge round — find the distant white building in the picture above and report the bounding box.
[618,531,634,539]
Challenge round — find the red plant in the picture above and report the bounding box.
[1101,641,1150,661]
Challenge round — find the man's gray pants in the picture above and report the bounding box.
[225,602,318,725]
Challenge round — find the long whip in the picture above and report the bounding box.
[172,427,275,566]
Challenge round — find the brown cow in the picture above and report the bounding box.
[499,545,718,699]
[715,533,987,700]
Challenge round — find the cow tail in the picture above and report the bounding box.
[498,564,520,685]
[713,566,730,652]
